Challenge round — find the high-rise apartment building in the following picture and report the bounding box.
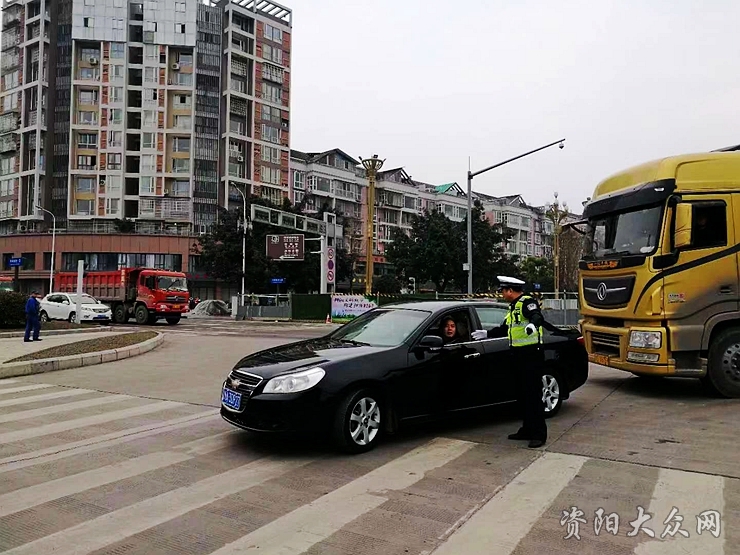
[0,0,292,295]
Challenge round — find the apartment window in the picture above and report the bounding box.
[80,48,98,60]
[2,93,18,112]
[172,137,190,153]
[0,200,13,217]
[0,178,14,196]
[260,165,281,185]
[263,23,282,43]
[144,67,157,83]
[535,246,542,257]
[142,110,156,128]
[139,176,155,194]
[1,72,18,91]
[175,1,185,11]
[0,157,16,175]
[77,111,97,125]
[112,87,123,103]
[173,115,191,129]
[83,17,94,27]
[173,158,189,173]
[111,64,124,80]
[177,53,193,66]
[78,90,98,105]
[113,19,124,30]
[142,132,155,149]
[76,177,95,192]
[144,89,158,103]
[105,198,120,215]
[77,133,97,148]
[261,145,280,164]
[175,23,185,34]
[262,63,283,84]
[107,153,122,170]
[145,45,158,60]
[261,82,281,104]
[77,155,96,170]
[76,199,94,215]
[140,198,155,214]
[261,124,280,144]
[173,94,190,108]
[535,233,542,245]
[109,109,123,124]
[78,67,99,80]
[171,180,189,196]
[172,73,193,86]
[108,130,122,147]
[144,22,157,33]
[293,170,304,190]
[141,155,155,172]
[261,104,280,123]
[107,175,121,194]
[262,44,282,65]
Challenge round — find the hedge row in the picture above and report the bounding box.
[0,291,26,329]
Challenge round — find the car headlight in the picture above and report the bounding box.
[629,331,662,349]
[262,367,325,394]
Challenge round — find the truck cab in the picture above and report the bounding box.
[579,148,740,397]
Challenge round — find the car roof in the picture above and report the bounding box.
[379,300,509,312]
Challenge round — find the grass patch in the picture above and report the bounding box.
[6,331,158,363]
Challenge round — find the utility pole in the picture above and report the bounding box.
[360,155,385,295]
[231,184,250,306]
[35,205,56,294]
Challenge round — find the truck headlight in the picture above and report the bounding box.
[262,367,325,394]
[629,331,662,349]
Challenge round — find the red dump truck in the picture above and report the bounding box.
[0,276,13,292]
[56,267,190,325]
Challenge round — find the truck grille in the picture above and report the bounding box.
[227,370,263,395]
[166,295,187,303]
[591,331,621,356]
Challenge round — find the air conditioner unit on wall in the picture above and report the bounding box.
[171,63,180,70]
[89,57,99,65]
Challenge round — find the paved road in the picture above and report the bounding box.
[0,320,738,554]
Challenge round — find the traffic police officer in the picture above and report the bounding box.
[471,276,547,448]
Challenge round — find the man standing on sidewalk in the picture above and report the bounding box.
[24,291,42,343]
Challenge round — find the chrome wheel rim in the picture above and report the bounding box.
[721,343,740,384]
[40,313,48,322]
[542,375,560,412]
[348,397,380,446]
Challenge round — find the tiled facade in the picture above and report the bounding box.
[0,0,292,237]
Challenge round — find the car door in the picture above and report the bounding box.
[45,294,62,320]
[58,294,73,320]
[468,304,518,405]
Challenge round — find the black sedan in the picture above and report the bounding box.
[220,301,587,453]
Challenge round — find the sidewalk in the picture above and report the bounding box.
[0,331,123,364]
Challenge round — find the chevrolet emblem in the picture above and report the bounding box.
[231,378,241,389]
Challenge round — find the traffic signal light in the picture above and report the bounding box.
[408,277,416,294]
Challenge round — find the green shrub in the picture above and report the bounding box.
[0,291,26,329]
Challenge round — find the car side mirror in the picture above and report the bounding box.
[674,203,693,249]
[418,335,444,352]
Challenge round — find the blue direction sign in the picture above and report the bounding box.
[8,257,22,268]
[270,277,286,285]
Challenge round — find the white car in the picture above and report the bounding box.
[40,293,112,323]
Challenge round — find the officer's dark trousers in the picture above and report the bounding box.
[513,344,547,441]
[24,316,40,342]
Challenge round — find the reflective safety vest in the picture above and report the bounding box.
[505,296,543,347]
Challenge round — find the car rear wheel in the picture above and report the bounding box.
[68,311,76,323]
[39,311,49,323]
[542,369,564,418]
[332,388,383,454]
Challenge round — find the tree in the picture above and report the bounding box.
[557,228,583,292]
[372,274,402,294]
[518,256,554,292]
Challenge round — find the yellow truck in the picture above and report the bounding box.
[578,146,740,397]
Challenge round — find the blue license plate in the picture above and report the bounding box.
[95,315,107,319]
[222,387,242,410]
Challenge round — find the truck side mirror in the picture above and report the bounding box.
[674,203,693,249]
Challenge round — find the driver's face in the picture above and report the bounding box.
[444,320,456,338]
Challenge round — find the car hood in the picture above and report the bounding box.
[232,337,390,379]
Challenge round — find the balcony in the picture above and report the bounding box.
[138,198,191,221]
[0,134,16,153]
[1,33,20,51]
[2,6,22,27]
[335,188,360,202]
[1,54,19,72]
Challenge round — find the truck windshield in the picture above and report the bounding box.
[157,276,188,291]
[583,205,663,259]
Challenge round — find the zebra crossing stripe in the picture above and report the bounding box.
[0,384,55,396]
[0,388,90,408]
[0,394,134,424]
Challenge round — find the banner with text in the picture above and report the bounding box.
[330,295,378,323]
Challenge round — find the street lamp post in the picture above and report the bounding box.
[360,155,385,295]
[466,138,565,293]
[230,184,250,306]
[35,205,55,294]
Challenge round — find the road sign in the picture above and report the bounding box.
[327,248,334,260]
[271,277,286,284]
[266,234,305,261]
[8,257,22,268]
[327,270,334,282]
[534,283,541,290]
[326,246,335,285]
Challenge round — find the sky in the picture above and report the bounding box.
[289,0,740,213]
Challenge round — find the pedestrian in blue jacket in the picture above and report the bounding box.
[24,291,41,343]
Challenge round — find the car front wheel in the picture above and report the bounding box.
[332,388,383,454]
[39,311,49,323]
[542,370,564,418]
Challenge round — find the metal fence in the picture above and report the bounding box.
[235,294,292,320]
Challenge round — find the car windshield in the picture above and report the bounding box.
[157,276,188,291]
[583,205,663,259]
[68,295,98,305]
[330,308,431,347]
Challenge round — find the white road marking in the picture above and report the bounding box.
[0,388,90,407]
[0,400,183,444]
[430,452,588,555]
[0,379,19,385]
[0,384,55,396]
[4,456,316,555]
[0,394,133,423]
[0,410,220,472]
[209,437,476,555]
[634,467,724,555]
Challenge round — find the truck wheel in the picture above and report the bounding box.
[135,305,149,325]
[706,328,740,398]
[166,316,181,325]
[113,305,128,324]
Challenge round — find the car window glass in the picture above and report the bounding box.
[423,309,473,343]
[474,307,507,329]
[331,308,430,347]
[691,203,727,249]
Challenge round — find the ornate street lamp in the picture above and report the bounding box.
[360,155,385,295]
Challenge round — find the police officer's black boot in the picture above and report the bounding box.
[507,430,530,440]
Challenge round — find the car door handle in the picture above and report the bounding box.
[464,353,481,359]
[720,285,733,294]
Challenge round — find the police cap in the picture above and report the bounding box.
[497,276,525,291]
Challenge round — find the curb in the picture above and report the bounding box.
[0,332,165,379]
[0,326,114,339]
